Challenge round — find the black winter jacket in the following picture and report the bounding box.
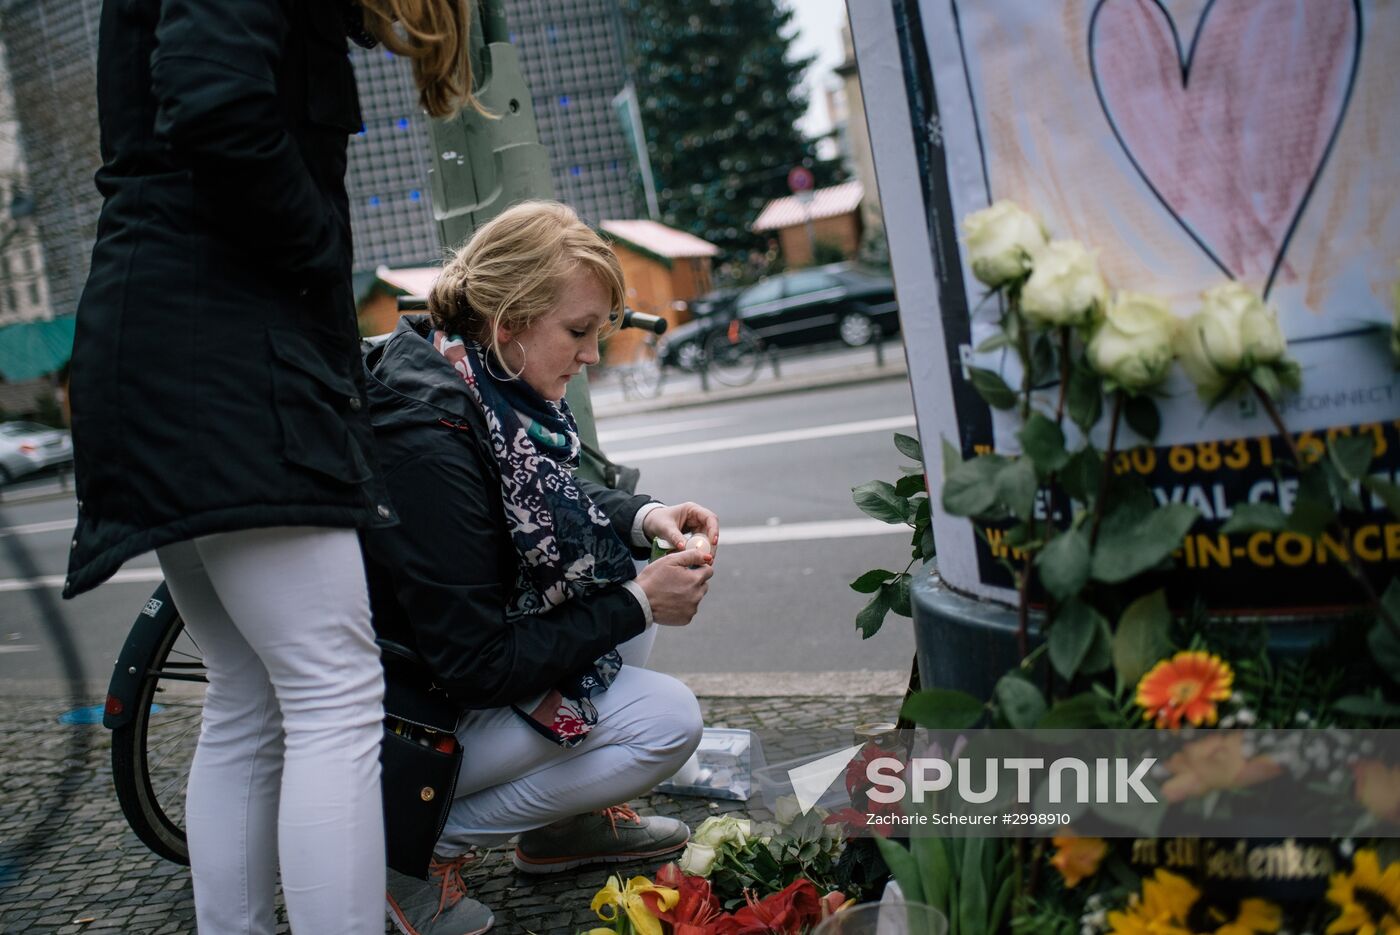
[362,316,652,711]
[64,0,395,598]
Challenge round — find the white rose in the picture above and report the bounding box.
[1020,240,1107,328]
[1176,282,1288,398]
[678,842,718,877]
[1086,292,1178,392]
[691,815,752,849]
[773,795,803,827]
[962,200,1047,287]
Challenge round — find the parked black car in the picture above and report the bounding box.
[657,264,899,371]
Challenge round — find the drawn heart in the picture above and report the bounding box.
[1088,0,1360,295]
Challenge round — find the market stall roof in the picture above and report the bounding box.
[751,180,864,232]
[599,220,719,265]
[375,265,442,297]
[0,316,76,382]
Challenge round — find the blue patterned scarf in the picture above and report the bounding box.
[433,332,636,747]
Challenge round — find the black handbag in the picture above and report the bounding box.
[378,640,462,879]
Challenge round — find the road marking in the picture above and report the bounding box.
[596,415,734,444]
[719,518,910,545]
[0,518,74,537]
[608,414,916,462]
[0,566,164,593]
[0,644,40,654]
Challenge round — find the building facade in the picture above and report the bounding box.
[0,0,640,318]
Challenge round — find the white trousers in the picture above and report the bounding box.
[157,527,385,935]
[436,624,704,853]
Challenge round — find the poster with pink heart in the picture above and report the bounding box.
[851,0,1399,613]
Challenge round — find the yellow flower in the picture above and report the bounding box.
[1050,833,1108,888]
[1106,869,1280,935]
[1135,651,1233,729]
[1326,849,1400,934]
[590,874,679,935]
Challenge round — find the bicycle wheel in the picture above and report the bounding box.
[703,323,762,387]
[622,341,666,399]
[110,613,206,864]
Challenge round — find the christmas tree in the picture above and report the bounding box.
[621,0,841,263]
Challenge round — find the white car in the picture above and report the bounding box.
[0,421,73,484]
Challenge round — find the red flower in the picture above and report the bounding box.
[716,880,825,935]
[645,864,724,931]
[823,807,893,838]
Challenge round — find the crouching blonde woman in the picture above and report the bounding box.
[363,201,717,934]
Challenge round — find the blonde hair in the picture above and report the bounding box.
[357,0,487,118]
[428,201,625,368]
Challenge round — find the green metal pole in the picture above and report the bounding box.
[424,0,607,483]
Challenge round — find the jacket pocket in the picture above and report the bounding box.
[268,330,372,485]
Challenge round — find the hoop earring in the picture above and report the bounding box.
[485,339,527,381]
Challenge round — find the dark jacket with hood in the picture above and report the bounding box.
[362,315,651,711]
[64,0,395,598]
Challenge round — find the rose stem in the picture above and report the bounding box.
[1089,391,1124,549]
[1250,381,1398,636]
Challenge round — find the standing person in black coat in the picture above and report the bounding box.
[63,2,478,932]
[363,202,718,932]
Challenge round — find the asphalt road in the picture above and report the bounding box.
[0,377,921,695]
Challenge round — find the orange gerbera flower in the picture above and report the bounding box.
[1135,651,1233,729]
[1050,832,1108,888]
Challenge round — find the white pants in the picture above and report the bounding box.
[436,624,703,852]
[157,527,385,935]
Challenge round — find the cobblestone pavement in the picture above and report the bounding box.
[0,693,900,934]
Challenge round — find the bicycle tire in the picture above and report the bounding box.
[110,613,206,865]
[703,326,762,387]
[623,341,666,399]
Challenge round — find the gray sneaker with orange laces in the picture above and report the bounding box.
[386,854,494,935]
[512,804,690,874]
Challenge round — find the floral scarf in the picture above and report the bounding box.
[433,332,636,747]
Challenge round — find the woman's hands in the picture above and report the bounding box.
[635,549,714,626]
[642,501,720,554]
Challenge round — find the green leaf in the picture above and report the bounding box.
[1049,598,1106,680]
[894,432,924,464]
[1372,583,1400,685]
[1067,363,1103,433]
[912,836,951,912]
[1333,695,1400,719]
[1036,528,1091,601]
[993,457,1038,521]
[1250,364,1282,402]
[1330,435,1375,482]
[1038,692,1113,728]
[1287,469,1336,537]
[1018,412,1070,478]
[850,569,895,594]
[1061,447,1102,504]
[1091,503,1199,583]
[942,454,1007,517]
[975,331,1012,354]
[894,473,927,498]
[1220,502,1288,535]
[1081,614,1114,674]
[900,688,985,730]
[915,524,936,561]
[941,436,963,479]
[1123,394,1161,441]
[1364,477,1400,519]
[960,836,988,935]
[874,838,925,905]
[967,366,1018,410]
[883,576,912,617]
[994,673,1047,728]
[1113,589,1173,689]
[1321,458,1364,513]
[1030,333,1058,385]
[853,480,910,525]
[855,589,891,639]
[912,496,931,527]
